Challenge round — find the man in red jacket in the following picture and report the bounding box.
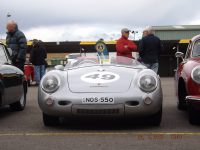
[116,28,137,58]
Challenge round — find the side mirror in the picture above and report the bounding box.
[7,48,12,56]
[54,65,64,71]
[175,52,184,59]
[172,46,177,50]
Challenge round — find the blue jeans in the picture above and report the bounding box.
[141,62,159,73]
[34,65,45,84]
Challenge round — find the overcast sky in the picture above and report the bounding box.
[1,0,200,41]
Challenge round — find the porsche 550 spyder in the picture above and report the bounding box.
[38,55,163,126]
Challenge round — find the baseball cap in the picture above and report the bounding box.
[121,28,131,33]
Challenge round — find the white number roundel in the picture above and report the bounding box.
[81,72,120,83]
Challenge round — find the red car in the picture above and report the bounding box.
[175,34,200,124]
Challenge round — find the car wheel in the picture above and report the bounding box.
[148,107,162,126]
[43,113,59,126]
[177,81,187,110]
[188,104,200,125]
[177,101,187,110]
[10,88,26,111]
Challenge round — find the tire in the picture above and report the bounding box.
[0,92,2,106]
[188,104,200,125]
[177,101,187,110]
[148,107,162,126]
[177,80,187,110]
[10,88,26,111]
[43,113,59,126]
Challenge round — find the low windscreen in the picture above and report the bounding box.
[66,55,142,68]
[193,40,200,57]
[0,45,8,64]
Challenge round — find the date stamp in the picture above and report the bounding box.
[137,134,183,140]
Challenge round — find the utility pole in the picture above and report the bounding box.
[6,12,11,21]
[132,31,138,40]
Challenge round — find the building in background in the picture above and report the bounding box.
[152,25,200,76]
[153,25,200,40]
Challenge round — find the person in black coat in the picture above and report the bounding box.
[139,27,163,73]
[30,40,47,85]
[6,20,27,71]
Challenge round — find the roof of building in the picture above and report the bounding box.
[152,25,200,31]
[80,40,116,45]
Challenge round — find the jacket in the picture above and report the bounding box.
[139,34,163,63]
[116,36,137,58]
[30,44,47,66]
[6,26,27,61]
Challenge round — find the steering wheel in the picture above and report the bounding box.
[76,59,97,66]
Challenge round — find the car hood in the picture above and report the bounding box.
[67,66,141,93]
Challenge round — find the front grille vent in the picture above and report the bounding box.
[77,109,120,115]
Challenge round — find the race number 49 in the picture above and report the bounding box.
[81,72,120,83]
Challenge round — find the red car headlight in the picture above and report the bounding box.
[191,66,200,84]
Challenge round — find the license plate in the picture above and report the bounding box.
[82,97,114,104]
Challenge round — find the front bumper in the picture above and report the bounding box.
[38,90,163,118]
[186,96,200,111]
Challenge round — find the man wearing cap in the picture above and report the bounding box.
[116,28,137,58]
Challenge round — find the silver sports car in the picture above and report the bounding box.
[38,55,163,126]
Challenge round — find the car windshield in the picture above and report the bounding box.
[0,45,8,64]
[192,39,200,57]
[66,54,143,69]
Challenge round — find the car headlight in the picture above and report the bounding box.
[191,66,200,84]
[139,75,157,92]
[42,75,60,93]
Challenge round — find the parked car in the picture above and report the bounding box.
[0,42,27,111]
[38,55,163,126]
[175,34,200,124]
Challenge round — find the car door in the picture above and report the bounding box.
[0,44,23,105]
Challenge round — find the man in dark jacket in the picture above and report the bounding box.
[139,27,163,73]
[30,40,47,85]
[6,20,27,71]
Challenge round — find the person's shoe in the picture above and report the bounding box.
[33,82,39,86]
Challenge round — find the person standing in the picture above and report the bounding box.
[30,40,47,85]
[139,26,163,73]
[142,29,148,38]
[116,28,137,58]
[137,29,149,62]
[6,20,27,71]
